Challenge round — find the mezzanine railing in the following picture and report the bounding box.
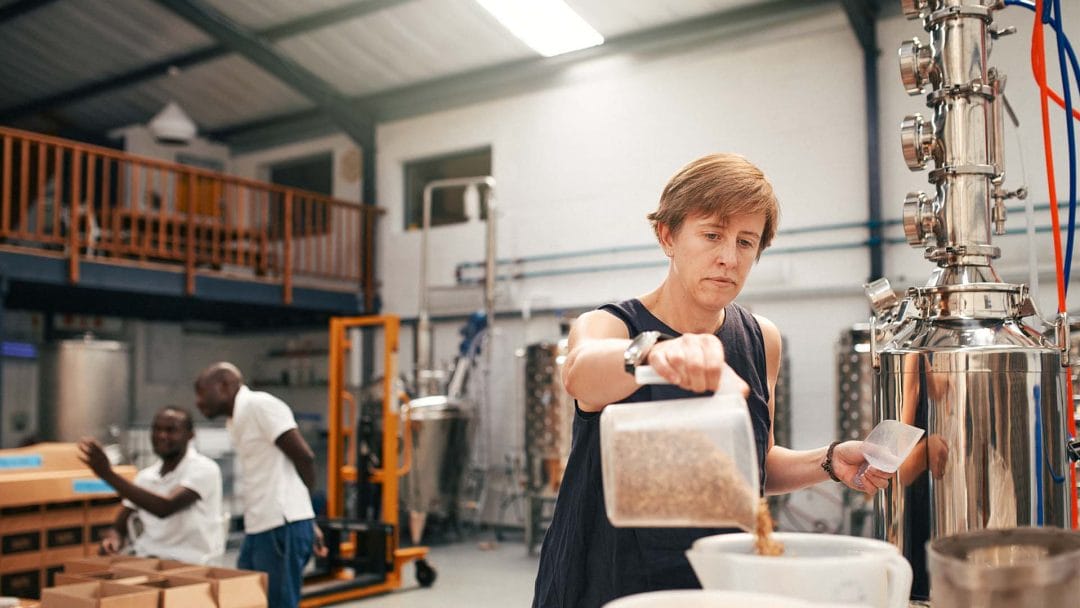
[0,126,380,308]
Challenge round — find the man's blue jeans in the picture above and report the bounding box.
[238,519,314,608]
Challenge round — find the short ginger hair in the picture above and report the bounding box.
[647,153,779,259]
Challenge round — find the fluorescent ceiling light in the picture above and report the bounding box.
[476,0,604,57]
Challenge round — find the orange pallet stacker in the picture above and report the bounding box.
[301,315,433,606]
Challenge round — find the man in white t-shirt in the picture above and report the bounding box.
[78,406,224,564]
[194,361,325,608]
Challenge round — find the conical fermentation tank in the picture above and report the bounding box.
[870,0,1078,600]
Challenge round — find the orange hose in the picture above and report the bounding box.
[1033,0,1079,529]
[1047,90,1080,121]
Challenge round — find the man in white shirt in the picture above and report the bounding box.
[194,361,325,608]
[78,406,224,564]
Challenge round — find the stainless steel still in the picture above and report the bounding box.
[39,337,131,442]
[870,1,1076,601]
[403,395,472,519]
[927,527,1080,607]
[875,298,1071,597]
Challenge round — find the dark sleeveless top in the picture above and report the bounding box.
[532,299,772,608]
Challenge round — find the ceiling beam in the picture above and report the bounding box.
[150,0,374,146]
[839,0,878,51]
[215,0,839,151]
[0,0,60,24]
[0,0,414,123]
[839,0,884,280]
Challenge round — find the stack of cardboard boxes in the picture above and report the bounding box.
[1,445,268,608]
[0,444,134,601]
[39,556,267,608]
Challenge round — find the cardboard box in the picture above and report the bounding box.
[135,575,216,608]
[0,551,42,576]
[53,570,161,587]
[171,567,267,608]
[40,581,159,608]
[42,547,86,570]
[1,530,42,557]
[0,505,44,534]
[86,500,122,526]
[42,564,65,588]
[0,443,86,473]
[87,523,114,545]
[0,469,136,509]
[0,567,40,600]
[114,560,205,576]
[43,501,87,528]
[62,557,158,575]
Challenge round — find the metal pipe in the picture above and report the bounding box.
[417,176,495,395]
[456,202,1069,273]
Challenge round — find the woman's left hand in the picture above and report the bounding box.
[831,441,892,496]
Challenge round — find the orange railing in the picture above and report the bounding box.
[0,126,380,308]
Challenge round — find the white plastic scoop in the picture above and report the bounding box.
[861,420,924,473]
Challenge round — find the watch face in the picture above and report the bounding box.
[626,331,657,370]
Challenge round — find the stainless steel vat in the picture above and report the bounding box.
[876,285,1071,599]
[403,395,472,519]
[928,527,1080,607]
[39,338,131,442]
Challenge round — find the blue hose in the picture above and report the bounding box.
[1005,0,1079,292]
[1052,0,1077,295]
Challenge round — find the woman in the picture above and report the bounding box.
[532,154,889,608]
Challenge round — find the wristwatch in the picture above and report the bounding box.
[624,331,663,375]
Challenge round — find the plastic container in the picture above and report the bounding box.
[600,392,758,529]
[687,532,911,608]
[603,589,859,608]
[861,420,924,473]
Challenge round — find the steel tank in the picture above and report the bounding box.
[523,339,573,495]
[837,325,874,443]
[403,395,472,520]
[39,337,131,442]
[875,287,1071,598]
[522,339,574,554]
[836,325,876,536]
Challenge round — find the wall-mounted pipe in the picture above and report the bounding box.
[456,202,1067,275]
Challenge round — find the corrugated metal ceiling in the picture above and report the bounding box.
[0,0,797,142]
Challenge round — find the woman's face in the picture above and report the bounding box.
[660,211,766,311]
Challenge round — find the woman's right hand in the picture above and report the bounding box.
[646,333,749,395]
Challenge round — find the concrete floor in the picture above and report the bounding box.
[330,540,540,607]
